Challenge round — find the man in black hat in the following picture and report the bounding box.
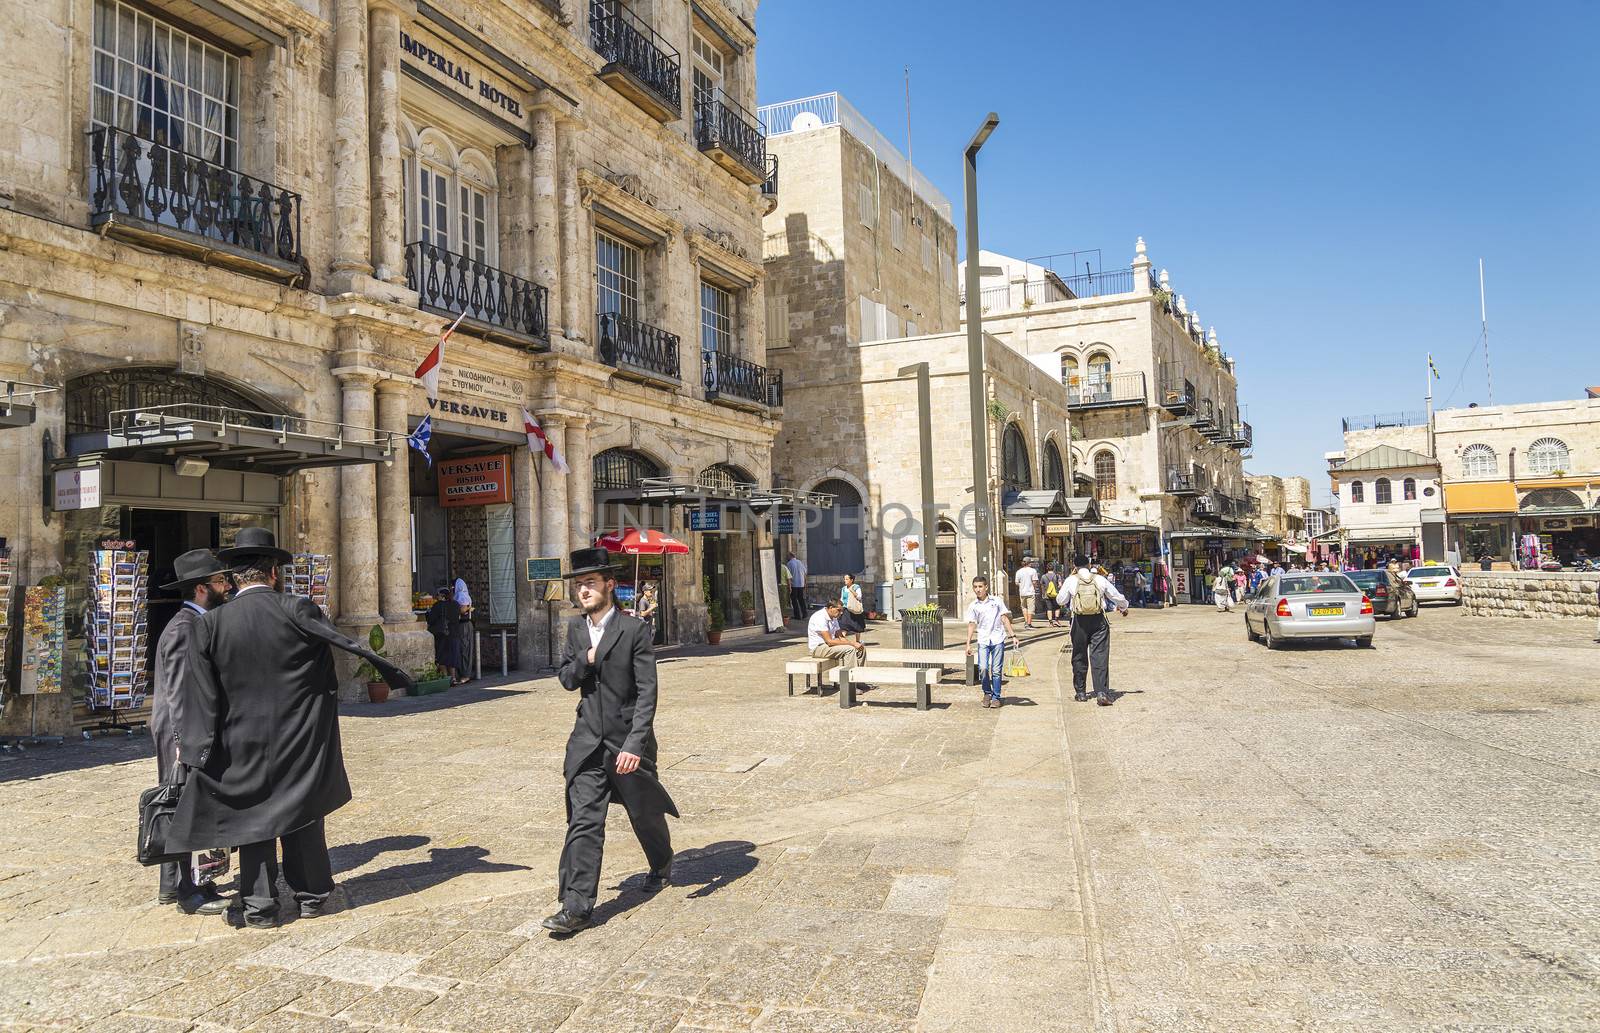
[168,527,413,928]
[151,548,233,915]
[542,546,677,935]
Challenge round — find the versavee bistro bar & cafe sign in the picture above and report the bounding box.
[438,455,512,507]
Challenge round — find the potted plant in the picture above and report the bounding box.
[738,590,756,626]
[356,625,391,703]
[412,661,450,697]
[706,599,725,645]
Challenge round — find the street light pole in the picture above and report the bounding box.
[897,361,938,609]
[964,113,999,584]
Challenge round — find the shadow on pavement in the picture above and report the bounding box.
[341,684,524,719]
[339,845,531,908]
[0,732,153,783]
[330,833,431,875]
[581,840,759,931]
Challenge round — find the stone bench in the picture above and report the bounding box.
[784,656,840,696]
[830,664,935,710]
[850,647,976,685]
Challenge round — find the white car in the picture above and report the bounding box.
[1404,565,1462,605]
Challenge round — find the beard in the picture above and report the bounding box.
[580,590,613,616]
[199,584,228,609]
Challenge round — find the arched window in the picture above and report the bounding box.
[1403,477,1417,501]
[1001,423,1031,490]
[700,463,754,495]
[593,448,662,490]
[403,123,498,263]
[1086,351,1111,393]
[1042,440,1066,492]
[66,366,282,438]
[809,478,866,576]
[1461,443,1496,478]
[1526,437,1570,476]
[1374,478,1392,505]
[1093,450,1116,502]
[1062,355,1079,388]
[1520,487,1584,512]
[1349,480,1364,503]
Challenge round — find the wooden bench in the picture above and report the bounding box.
[850,648,977,685]
[785,656,840,696]
[830,664,936,710]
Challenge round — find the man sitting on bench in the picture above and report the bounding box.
[808,598,864,676]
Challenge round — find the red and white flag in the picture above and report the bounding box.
[522,408,569,474]
[414,310,466,401]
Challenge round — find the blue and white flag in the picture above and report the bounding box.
[407,414,433,466]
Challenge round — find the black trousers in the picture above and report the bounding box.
[1070,613,1112,698]
[788,587,807,621]
[558,746,673,917]
[238,817,334,919]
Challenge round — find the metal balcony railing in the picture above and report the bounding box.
[87,125,302,276]
[1341,411,1428,433]
[1058,267,1135,298]
[694,88,768,183]
[1194,397,1216,430]
[589,0,681,120]
[406,241,549,348]
[598,311,679,383]
[1166,467,1199,495]
[1158,376,1195,414]
[1230,420,1254,450]
[702,349,773,410]
[1067,371,1147,410]
[762,153,779,196]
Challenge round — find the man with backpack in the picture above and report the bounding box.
[1064,554,1129,706]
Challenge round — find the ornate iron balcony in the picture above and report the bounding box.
[406,241,549,350]
[1166,467,1200,496]
[694,88,768,185]
[598,311,680,386]
[1068,371,1146,410]
[590,0,681,122]
[1158,371,1195,415]
[702,350,773,412]
[87,125,302,281]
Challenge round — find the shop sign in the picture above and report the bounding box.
[1173,568,1189,596]
[437,362,525,405]
[437,454,512,507]
[1003,519,1032,539]
[1570,515,1593,527]
[776,510,795,535]
[399,27,526,125]
[53,466,102,511]
[1542,518,1569,530]
[526,556,562,581]
[1044,521,1074,536]
[689,507,721,532]
[425,396,512,427]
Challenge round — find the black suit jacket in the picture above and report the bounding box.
[167,587,412,851]
[150,605,201,784]
[558,609,677,817]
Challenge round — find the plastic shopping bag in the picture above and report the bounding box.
[1004,648,1030,678]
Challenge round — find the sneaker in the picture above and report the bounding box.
[991,697,1003,708]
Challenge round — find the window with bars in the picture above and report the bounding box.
[700,281,734,353]
[596,231,641,319]
[1093,450,1116,502]
[92,0,240,166]
[1526,437,1570,476]
[1002,424,1032,491]
[1461,444,1497,478]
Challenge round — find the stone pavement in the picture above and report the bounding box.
[0,605,1595,1031]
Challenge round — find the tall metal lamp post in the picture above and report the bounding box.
[897,362,938,610]
[963,113,999,583]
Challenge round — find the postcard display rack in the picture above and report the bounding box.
[284,554,332,617]
[0,549,12,701]
[87,548,150,728]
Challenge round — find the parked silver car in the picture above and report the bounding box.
[1244,573,1376,649]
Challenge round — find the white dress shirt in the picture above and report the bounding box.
[1063,569,1129,612]
[586,604,616,650]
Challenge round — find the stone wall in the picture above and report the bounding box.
[1461,569,1600,619]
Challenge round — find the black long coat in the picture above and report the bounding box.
[150,604,201,785]
[166,587,410,851]
[557,611,678,817]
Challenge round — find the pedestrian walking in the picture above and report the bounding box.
[964,576,1016,709]
[1064,554,1129,706]
[785,553,808,621]
[452,575,475,681]
[425,585,462,684]
[1041,562,1063,626]
[150,549,233,916]
[837,573,866,644]
[1213,562,1237,612]
[168,528,412,929]
[544,547,678,935]
[1014,557,1039,629]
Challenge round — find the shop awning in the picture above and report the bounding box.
[632,478,834,510]
[0,400,34,430]
[1003,491,1098,522]
[1279,543,1308,554]
[1444,482,1518,515]
[1,381,55,430]
[67,404,397,472]
[1342,527,1420,543]
[1167,527,1268,542]
[1078,523,1158,535]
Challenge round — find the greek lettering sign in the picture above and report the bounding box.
[437,454,512,507]
[438,362,525,405]
[399,27,527,126]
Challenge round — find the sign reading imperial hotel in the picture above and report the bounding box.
[0,0,778,738]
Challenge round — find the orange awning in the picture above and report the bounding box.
[1444,482,1518,514]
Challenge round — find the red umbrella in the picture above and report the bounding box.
[595,530,690,605]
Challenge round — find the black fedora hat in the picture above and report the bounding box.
[160,548,232,591]
[567,546,618,579]
[218,526,293,565]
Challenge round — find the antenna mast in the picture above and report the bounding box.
[1479,258,1494,405]
[904,65,915,216]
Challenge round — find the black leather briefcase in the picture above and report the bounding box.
[136,781,186,867]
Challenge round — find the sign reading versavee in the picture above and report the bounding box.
[437,455,511,507]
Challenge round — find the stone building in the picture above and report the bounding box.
[757,92,960,598]
[965,239,1259,603]
[1247,473,1310,547]
[1324,445,1443,565]
[0,0,778,734]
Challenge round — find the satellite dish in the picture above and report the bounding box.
[791,111,823,132]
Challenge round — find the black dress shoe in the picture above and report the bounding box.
[1096,693,1113,706]
[299,901,327,919]
[541,908,591,935]
[225,905,279,929]
[177,892,230,916]
[157,892,179,905]
[1074,691,1088,702]
[642,865,671,894]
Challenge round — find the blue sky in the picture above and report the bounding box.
[756,1,1599,502]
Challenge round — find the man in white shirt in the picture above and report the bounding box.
[785,553,808,622]
[1063,554,1129,706]
[964,575,1017,708]
[1212,564,1236,612]
[807,598,863,677]
[1014,558,1039,630]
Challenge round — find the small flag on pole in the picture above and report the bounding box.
[414,310,466,401]
[407,414,433,466]
[522,408,569,474]
[1427,353,1440,380]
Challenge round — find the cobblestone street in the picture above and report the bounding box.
[0,606,1595,1032]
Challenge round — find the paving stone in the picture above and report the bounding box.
[405,986,579,1032]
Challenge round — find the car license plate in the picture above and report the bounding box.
[1309,606,1343,616]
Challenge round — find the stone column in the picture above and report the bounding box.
[537,413,570,557]
[331,0,373,284]
[565,417,592,553]
[336,370,382,626]
[531,104,561,336]
[512,446,544,661]
[557,118,586,341]
[374,379,414,623]
[367,0,410,285]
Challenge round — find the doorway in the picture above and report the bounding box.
[126,508,275,666]
[936,522,959,616]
